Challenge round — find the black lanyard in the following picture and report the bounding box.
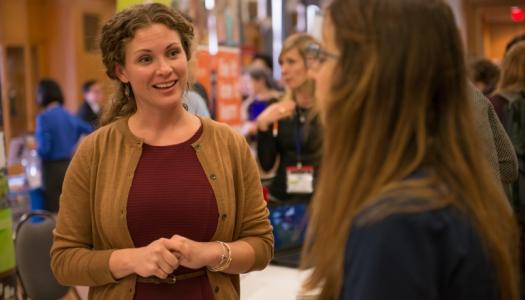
[294,108,304,167]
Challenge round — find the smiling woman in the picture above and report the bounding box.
[49,3,273,300]
[115,24,188,115]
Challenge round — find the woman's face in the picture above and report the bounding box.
[313,16,339,110]
[251,77,265,94]
[116,23,188,111]
[279,48,308,90]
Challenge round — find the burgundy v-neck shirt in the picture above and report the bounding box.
[127,127,217,300]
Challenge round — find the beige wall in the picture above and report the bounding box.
[0,0,115,139]
[0,0,30,45]
[465,0,525,59]
[0,0,115,146]
[29,0,116,112]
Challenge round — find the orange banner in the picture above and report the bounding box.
[195,47,242,126]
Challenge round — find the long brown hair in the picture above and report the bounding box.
[98,3,194,126]
[497,41,525,93]
[301,0,520,299]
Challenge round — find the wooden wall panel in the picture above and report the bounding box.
[465,0,525,58]
[0,0,29,45]
[25,0,116,112]
[0,0,116,148]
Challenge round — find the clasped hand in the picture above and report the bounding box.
[131,235,221,279]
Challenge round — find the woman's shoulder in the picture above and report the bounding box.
[349,198,482,262]
[353,204,466,237]
[201,117,245,143]
[343,200,496,300]
[77,118,130,149]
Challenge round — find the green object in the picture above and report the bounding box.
[0,208,15,273]
[0,175,8,199]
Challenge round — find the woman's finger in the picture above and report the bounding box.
[156,257,174,275]
[163,250,180,269]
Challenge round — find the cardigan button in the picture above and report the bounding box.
[194,144,201,150]
[210,174,217,180]
[214,286,220,293]
[221,214,227,221]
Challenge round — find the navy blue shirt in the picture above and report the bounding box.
[341,203,498,300]
[36,106,93,160]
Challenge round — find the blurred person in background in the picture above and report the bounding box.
[490,43,525,285]
[183,90,211,117]
[469,84,518,203]
[256,33,323,203]
[50,4,273,300]
[77,79,104,127]
[251,52,273,75]
[468,58,500,97]
[238,70,254,102]
[251,52,283,91]
[185,56,211,117]
[240,67,281,139]
[301,0,520,299]
[35,79,93,212]
[505,34,525,54]
[490,37,525,122]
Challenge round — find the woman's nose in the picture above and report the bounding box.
[156,57,172,76]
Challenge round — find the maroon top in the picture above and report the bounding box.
[489,94,508,122]
[127,126,217,300]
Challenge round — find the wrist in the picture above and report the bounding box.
[207,241,232,272]
[109,248,136,279]
[206,242,223,268]
[257,120,269,132]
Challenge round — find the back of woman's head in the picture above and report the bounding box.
[36,79,64,107]
[325,0,465,132]
[498,41,525,93]
[98,3,194,126]
[248,67,273,90]
[303,0,520,299]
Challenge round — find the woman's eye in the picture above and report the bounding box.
[138,56,152,64]
[168,49,180,58]
[318,53,327,63]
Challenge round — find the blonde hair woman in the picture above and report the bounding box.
[256,33,322,202]
[490,42,525,121]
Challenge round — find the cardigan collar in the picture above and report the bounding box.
[113,115,214,149]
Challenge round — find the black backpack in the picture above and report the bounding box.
[503,91,525,159]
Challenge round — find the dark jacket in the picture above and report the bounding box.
[257,108,322,201]
[77,101,99,127]
[342,198,497,300]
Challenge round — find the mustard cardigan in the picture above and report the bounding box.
[51,117,274,299]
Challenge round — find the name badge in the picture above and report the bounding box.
[286,165,314,194]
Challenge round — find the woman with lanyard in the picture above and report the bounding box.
[256,33,322,203]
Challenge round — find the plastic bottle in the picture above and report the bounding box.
[21,136,41,189]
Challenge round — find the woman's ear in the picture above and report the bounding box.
[115,64,129,83]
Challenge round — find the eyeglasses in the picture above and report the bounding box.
[305,43,339,70]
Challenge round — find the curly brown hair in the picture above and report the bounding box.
[99,3,194,126]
